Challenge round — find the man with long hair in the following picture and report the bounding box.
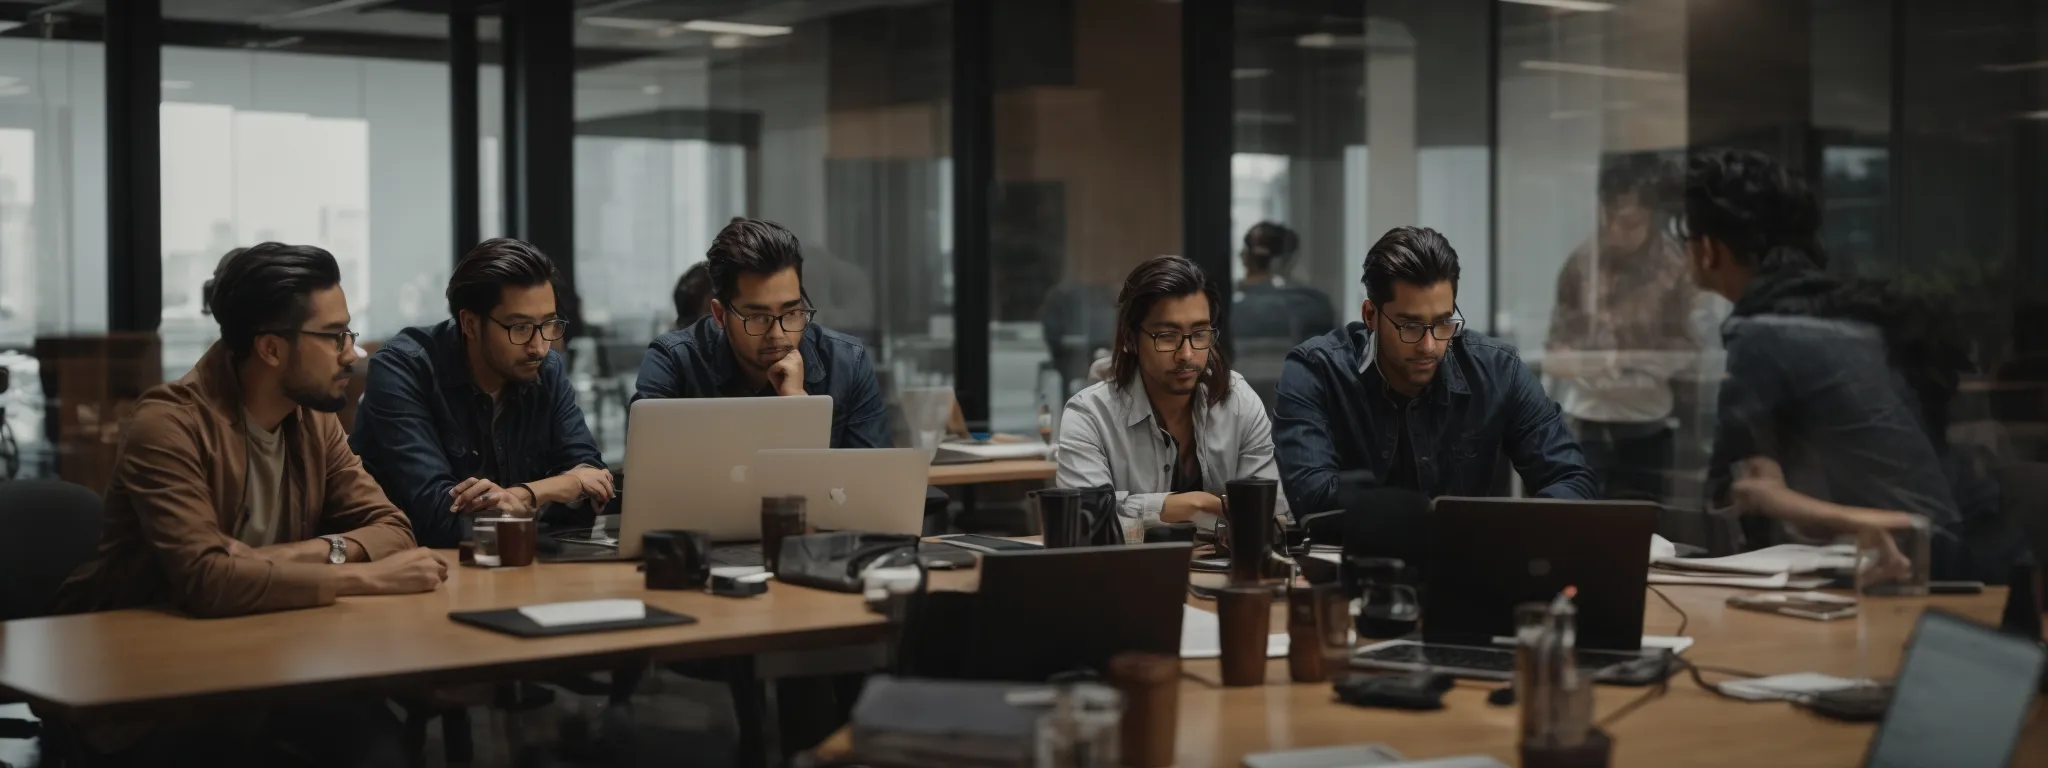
[1056,256,1284,528]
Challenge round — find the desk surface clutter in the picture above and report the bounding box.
[2,552,2043,767]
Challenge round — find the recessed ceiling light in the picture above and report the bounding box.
[682,20,792,37]
[1983,60,2048,74]
[1520,60,1679,82]
[1501,0,1615,11]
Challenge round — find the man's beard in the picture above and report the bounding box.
[1153,364,1202,396]
[494,352,545,384]
[283,376,349,413]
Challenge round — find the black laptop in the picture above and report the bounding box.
[959,543,1192,682]
[1351,496,1664,684]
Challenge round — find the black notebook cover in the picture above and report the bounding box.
[448,604,697,638]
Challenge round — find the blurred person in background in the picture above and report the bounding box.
[1233,221,1338,342]
[1681,149,2023,582]
[671,261,714,331]
[1544,154,1700,502]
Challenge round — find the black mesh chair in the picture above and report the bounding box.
[0,480,103,745]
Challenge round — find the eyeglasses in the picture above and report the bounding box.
[728,307,817,337]
[1147,328,1219,353]
[488,316,570,345]
[261,328,361,354]
[1382,314,1464,344]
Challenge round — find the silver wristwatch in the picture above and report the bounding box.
[323,535,347,565]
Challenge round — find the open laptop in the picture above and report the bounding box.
[1864,609,2045,768]
[752,448,930,535]
[961,543,1192,682]
[546,396,832,561]
[1352,497,1663,683]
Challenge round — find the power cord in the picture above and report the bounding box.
[1596,586,1772,727]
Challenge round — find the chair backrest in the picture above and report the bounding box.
[0,480,103,621]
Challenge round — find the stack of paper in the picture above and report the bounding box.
[1179,604,1290,659]
[935,439,1051,462]
[1648,542,1851,589]
[849,676,1046,768]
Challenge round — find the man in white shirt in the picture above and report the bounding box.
[1056,256,1285,529]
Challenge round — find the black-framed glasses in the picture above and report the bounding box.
[489,316,570,345]
[728,308,817,337]
[260,328,361,354]
[1382,313,1463,344]
[1147,328,1219,353]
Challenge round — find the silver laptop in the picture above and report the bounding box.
[752,448,930,536]
[617,396,832,556]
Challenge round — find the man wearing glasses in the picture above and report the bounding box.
[1274,226,1595,516]
[1056,256,1284,529]
[353,238,613,548]
[635,216,891,449]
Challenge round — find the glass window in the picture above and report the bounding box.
[993,0,1182,434]
[0,10,108,480]
[1230,0,1490,413]
[573,2,954,465]
[159,44,454,378]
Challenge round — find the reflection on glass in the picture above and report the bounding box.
[1542,154,1697,502]
[573,2,954,464]
[159,48,454,381]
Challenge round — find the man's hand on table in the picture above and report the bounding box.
[335,547,449,596]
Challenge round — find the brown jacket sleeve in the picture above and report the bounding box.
[123,404,337,618]
[311,413,418,560]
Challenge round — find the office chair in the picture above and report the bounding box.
[0,481,103,747]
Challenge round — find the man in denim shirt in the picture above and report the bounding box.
[1275,226,1595,516]
[634,217,891,449]
[353,239,613,548]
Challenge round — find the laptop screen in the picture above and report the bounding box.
[1865,609,2044,768]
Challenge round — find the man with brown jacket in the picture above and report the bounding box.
[53,242,446,767]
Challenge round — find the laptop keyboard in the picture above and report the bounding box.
[1353,642,1653,682]
[710,543,764,568]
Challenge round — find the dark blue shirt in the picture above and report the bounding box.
[1274,322,1596,515]
[351,320,606,548]
[632,317,893,449]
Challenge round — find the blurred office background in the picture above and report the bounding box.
[0,0,2042,514]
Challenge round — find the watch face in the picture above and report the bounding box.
[328,537,347,564]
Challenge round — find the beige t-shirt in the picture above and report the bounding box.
[236,410,286,548]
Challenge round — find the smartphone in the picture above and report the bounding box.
[933,534,1044,554]
[1928,580,1986,595]
[1727,591,1859,621]
[1190,556,1230,573]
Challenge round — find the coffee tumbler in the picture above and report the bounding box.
[1032,488,1090,548]
[1215,585,1272,687]
[644,530,712,590]
[1312,583,1354,677]
[1107,652,1180,768]
[760,495,808,573]
[1223,478,1279,585]
[1286,583,1328,683]
[484,517,537,567]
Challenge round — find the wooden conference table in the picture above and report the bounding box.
[3,554,2043,767]
[926,458,1057,487]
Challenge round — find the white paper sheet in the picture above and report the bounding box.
[518,599,647,628]
[1180,604,1290,660]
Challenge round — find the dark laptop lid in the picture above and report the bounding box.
[1864,609,2045,768]
[1422,497,1657,651]
[960,543,1193,683]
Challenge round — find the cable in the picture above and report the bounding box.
[1649,585,1687,639]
